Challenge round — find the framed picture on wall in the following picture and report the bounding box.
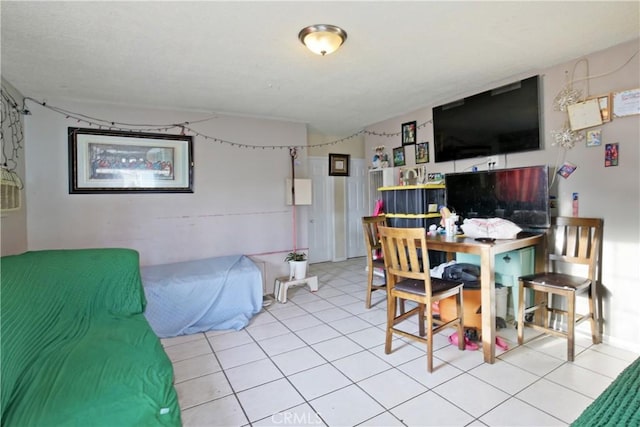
[68,127,193,194]
[328,153,350,176]
[401,121,417,146]
[393,146,405,167]
[415,142,429,164]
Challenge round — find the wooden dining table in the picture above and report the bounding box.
[426,231,546,363]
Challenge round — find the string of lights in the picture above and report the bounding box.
[1,88,25,172]
[22,96,433,150]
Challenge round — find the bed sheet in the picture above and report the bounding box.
[141,255,263,337]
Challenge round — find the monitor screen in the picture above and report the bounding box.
[445,165,550,230]
[433,76,541,163]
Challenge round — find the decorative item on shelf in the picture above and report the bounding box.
[415,142,429,164]
[284,252,308,280]
[393,146,405,167]
[372,145,388,169]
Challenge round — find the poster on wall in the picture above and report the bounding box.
[605,143,619,167]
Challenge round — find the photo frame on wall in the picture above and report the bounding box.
[393,146,405,167]
[415,142,429,164]
[587,94,612,123]
[68,127,193,194]
[329,153,350,176]
[401,121,417,146]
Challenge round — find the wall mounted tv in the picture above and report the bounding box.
[433,75,541,163]
[445,165,550,230]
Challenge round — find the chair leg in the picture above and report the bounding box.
[588,284,601,344]
[426,301,434,372]
[365,265,374,309]
[456,291,464,350]
[567,292,576,362]
[517,282,525,345]
[418,304,426,337]
[385,292,396,354]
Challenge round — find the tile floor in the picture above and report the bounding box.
[161,258,638,427]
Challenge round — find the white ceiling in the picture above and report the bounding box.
[2,1,639,135]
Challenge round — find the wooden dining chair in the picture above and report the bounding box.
[362,215,388,309]
[378,225,465,372]
[517,217,603,361]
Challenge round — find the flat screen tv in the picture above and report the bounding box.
[445,165,550,230]
[433,76,541,163]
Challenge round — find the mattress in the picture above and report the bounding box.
[141,254,263,337]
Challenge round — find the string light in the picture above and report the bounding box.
[21,96,434,150]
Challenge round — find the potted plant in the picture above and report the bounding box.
[284,251,308,280]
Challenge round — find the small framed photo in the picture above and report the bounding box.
[587,94,612,123]
[329,153,350,176]
[605,143,619,167]
[401,121,417,146]
[415,142,429,164]
[393,147,405,167]
[68,127,193,194]
[586,129,602,147]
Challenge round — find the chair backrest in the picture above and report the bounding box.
[547,217,603,281]
[378,226,431,284]
[362,215,387,252]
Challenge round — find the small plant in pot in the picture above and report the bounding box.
[285,251,308,280]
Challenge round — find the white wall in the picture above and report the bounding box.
[24,100,310,290]
[364,39,640,352]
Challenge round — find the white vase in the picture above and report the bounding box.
[289,260,308,280]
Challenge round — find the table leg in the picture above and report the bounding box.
[480,247,496,363]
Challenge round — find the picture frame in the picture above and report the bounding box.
[328,153,350,176]
[587,93,612,123]
[612,88,640,117]
[401,121,417,146]
[393,146,405,167]
[68,127,193,194]
[415,142,429,164]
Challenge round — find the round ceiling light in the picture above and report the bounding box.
[298,24,347,56]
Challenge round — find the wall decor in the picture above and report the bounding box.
[605,143,619,167]
[586,129,602,147]
[415,142,429,164]
[613,88,640,117]
[329,153,350,176]
[401,121,417,146]
[587,94,612,122]
[68,127,193,194]
[393,146,405,167]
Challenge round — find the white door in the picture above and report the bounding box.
[308,157,332,263]
[346,159,368,258]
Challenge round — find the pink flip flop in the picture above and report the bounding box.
[495,336,509,351]
[448,332,479,351]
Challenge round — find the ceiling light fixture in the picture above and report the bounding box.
[298,24,347,56]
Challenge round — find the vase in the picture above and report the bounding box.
[289,260,308,280]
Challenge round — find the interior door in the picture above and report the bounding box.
[347,158,368,258]
[308,157,332,263]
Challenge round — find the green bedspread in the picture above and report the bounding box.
[572,356,640,426]
[1,249,181,426]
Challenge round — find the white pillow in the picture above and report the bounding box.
[461,218,522,239]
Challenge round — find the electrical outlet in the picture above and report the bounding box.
[487,155,499,169]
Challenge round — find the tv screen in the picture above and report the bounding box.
[445,165,550,230]
[433,76,541,163]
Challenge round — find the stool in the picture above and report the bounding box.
[274,275,318,303]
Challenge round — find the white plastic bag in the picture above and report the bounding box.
[460,218,522,239]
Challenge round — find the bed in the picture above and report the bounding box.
[571,356,640,426]
[141,254,263,338]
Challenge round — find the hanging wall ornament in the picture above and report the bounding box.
[550,123,584,149]
[553,71,582,112]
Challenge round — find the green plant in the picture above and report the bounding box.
[284,251,307,262]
